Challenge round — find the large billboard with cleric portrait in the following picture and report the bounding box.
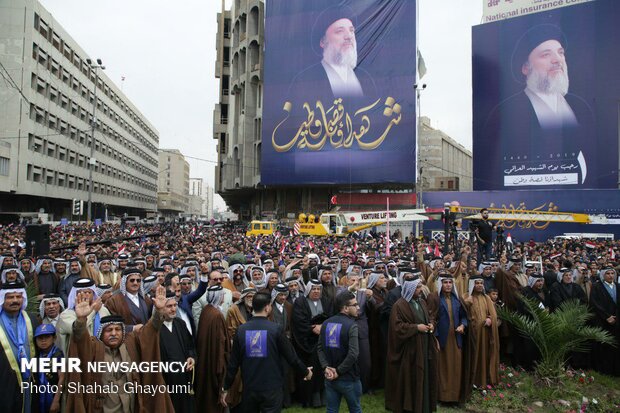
[473,0,620,190]
[261,0,417,185]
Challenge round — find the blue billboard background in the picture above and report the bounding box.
[262,0,417,186]
[472,0,619,190]
[424,189,620,242]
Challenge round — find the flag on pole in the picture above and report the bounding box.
[279,240,287,255]
[386,197,390,257]
[434,244,442,258]
[417,49,427,79]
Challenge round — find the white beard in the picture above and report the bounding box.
[324,41,358,69]
[526,63,569,96]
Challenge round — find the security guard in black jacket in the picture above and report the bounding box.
[222,292,313,412]
[317,291,362,412]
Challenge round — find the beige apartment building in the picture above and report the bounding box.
[158,149,189,217]
[419,116,473,191]
[0,0,159,220]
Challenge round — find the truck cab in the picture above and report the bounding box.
[246,220,277,237]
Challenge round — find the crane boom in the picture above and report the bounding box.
[449,206,607,224]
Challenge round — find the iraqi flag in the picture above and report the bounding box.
[610,247,616,260]
[296,243,302,253]
[308,240,315,250]
[585,241,596,249]
[117,244,126,254]
[434,244,442,258]
[279,240,288,255]
[129,227,136,237]
[353,240,358,252]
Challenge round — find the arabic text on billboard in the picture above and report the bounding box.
[472,0,619,190]
[262,0,417,185]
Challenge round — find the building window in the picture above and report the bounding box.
[0,157,9,176]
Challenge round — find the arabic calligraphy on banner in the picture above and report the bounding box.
[489,202,560,230]
[271,97,402,153]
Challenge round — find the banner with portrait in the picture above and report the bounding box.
[262,0,417,185]
[472,0,619,190]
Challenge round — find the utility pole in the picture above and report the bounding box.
[86,58,105,223]
[414,83,427,239]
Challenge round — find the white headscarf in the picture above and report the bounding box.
[250,266,267,289]
[67,281,98,310]
[228,263,246,281]
[468,276,485,296]
[39,295,65,319]
[305,279,322,297]
[527,274,544,288]
[1,267,25,283]
[599,268,617,283]
[437,274,457,298]
[97,258,115,272]
[35,257,53,274]
[0,285,27,313]
[367,272,383,289]
[271,284,289,303]
[205,286,225,306]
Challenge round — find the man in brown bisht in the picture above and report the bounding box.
[366,271,388,391]
[385,278,438,413]
[66,285,174,413]
[463,275,499,387]
[426,274,470,404]
[195,285,230,413]
[105,268,153,332]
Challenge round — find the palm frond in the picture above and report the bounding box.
[498,297,617,381]
[25,280,40,314]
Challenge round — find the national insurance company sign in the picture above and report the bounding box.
[483,0,594,23]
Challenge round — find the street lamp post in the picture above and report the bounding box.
[414,83,427,239]
[86,58,105,223]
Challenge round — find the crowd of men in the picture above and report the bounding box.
[0,221,618,413]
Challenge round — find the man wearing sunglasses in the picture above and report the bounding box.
[105,267,153,333]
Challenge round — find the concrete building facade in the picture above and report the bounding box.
[189,177,214,219]
[158,149,189,217]
[418,116,473,191]
[212,0,472,219]
[0,0,159,220]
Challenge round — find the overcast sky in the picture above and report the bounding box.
[39,0,483,210]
